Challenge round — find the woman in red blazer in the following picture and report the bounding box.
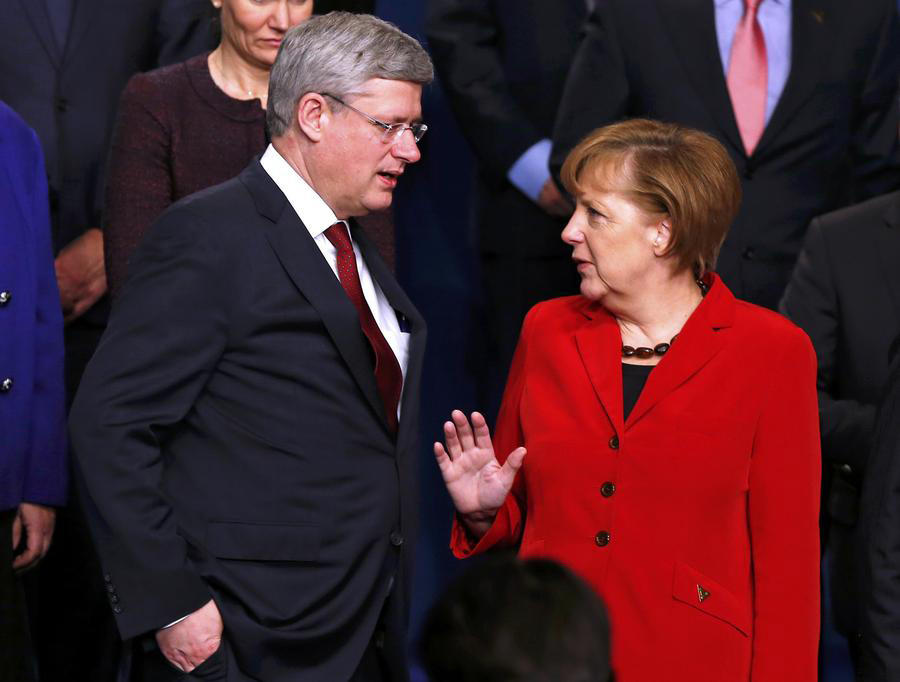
[435,119,821,680]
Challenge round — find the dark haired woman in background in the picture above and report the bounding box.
[435,119,821,680]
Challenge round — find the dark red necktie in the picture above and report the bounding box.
[726,0,767,155]
[325,223,402,433]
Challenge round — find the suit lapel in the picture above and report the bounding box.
[241,162,389,431]
[19,0,62,67]
[63,0,102,62]
[655,0,743,153]
[876,194,900,323]
[352,220,427,442]
[627,278,734,427]
[575,310,625,437]
[754,0,831,157]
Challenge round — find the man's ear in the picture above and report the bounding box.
[295,93,330,142]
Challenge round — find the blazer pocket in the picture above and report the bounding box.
[205,521,320,562]
[672,561,750,637]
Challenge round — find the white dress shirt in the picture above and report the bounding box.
[259,144,410,398]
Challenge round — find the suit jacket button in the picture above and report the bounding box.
[600,482,616,497]
[0,378,12,393]
[742,247,756,260]
[110,595,119,604]
[390,531,404,547]
[608,435,619,450]
[112,606,122,614]
[594,531,610,547]
[103,573,112,583]
[839,463,853,474]
[0,291,10,305]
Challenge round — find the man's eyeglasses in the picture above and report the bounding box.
[323,94,428,144]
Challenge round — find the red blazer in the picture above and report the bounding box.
[451,276,820,681]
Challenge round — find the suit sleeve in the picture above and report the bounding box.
[103,74,176,298]
[747,328,821,680]
[857,355,900,681]
[449,304,538,557]
[550,4,629,184]
[850,0,900,201]
[22,127,67,506]
[155,0,215,67]
[424,0,545,181]
[779,218,876,473]
[70,205,232,639]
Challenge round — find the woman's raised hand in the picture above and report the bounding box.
[433,410,526,535]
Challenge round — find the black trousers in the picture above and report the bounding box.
[1,508,29,682]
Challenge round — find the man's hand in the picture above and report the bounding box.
[156,599,223,673]
[11,503,55,574]
[433,410,526,538]
[55,227,107,323]
[535,177,573,218]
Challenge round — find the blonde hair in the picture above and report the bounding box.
[561,119,741,276]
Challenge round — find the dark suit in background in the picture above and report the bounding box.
[551,0,900,310]
[0,2,215,679]
[856,342,900,681]
[425,0,584,419]
[780,191,900,657]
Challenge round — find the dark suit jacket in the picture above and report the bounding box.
[857,349,900,681]
[425,0,588,258]
[69,160,426,682]
[780,191,900,636]
[0,0,213,255]
[0,102,66,512]
[551,0,900,309]
[451,276,821,680]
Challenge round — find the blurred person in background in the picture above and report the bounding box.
[0,2,214,679]
[435,119,821,680]
[420,554,611,682]
[0,101,66,681]
[102,0,314,298]
[780,191,900,665]
[425,0,585,422]
[551,0,900,311]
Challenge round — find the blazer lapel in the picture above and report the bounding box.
[241,162,389,431]
[754,0,831,157]
[655,0,743,154]
[575,309,625,437]
[62,0,101,62]
[876,193,900,323]
[352,220,427,442]
[627,277,734,427]
[19,0,62,67]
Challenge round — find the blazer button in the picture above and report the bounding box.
[0,378,12,393]
[0,291,10,305]
[389,530,404,547]
[608,435,619,450]
[600,482,616,498]
[594,531,610,547]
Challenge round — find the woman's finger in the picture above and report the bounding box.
[498,447,526,490]
[470,411,494,451]
[434,442,453,475]
[443,420,462,460]
[451,409,476,451]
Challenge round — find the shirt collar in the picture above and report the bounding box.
[259,143,347,239]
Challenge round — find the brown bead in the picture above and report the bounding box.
[622,345,636,357]
[653,342,670,354]
[634,347,655,359]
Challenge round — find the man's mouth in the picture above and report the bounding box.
[377,170,403,187]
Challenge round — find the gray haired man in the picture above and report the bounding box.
[70,13,433,682]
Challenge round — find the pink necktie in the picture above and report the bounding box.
[325,223,402,433]
[726,0,767,155]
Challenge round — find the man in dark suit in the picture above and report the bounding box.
[855,339,900,681]
[424,0,584,418]
[70,12,431,681]
[780,191,900,663]
[0,101,67,682]
[0,3,215,678]
[551,0,900,310]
